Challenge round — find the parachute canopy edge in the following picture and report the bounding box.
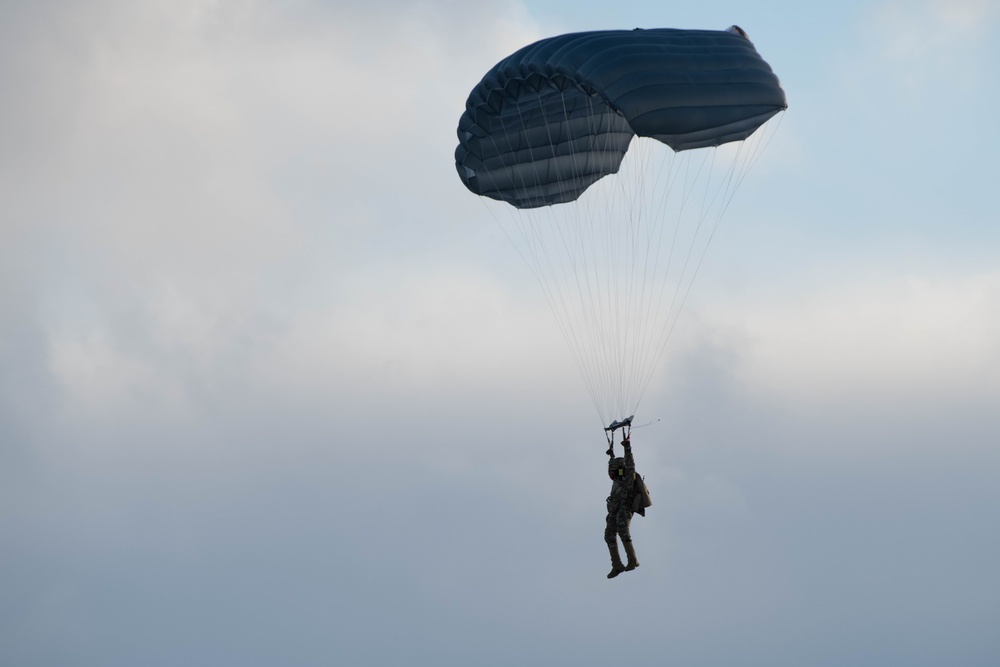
[455,27,787,209]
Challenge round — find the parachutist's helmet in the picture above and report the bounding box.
[609,457,626,479]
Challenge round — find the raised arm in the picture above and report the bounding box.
[622,436,636,477]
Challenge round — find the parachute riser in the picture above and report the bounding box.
[604,415,633,454]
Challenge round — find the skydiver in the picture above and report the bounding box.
[604,434,640,578]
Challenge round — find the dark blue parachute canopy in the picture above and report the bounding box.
[455,27,787,209]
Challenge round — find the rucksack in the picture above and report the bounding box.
[631,472,652,516]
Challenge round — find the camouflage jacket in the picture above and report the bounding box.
[606,444,636,514]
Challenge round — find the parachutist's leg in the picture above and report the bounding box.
[604,514,617,545]
[615,507,632,543]
[616,509,638,571]
[606,542,625,579]
[623,540,639,571]
[605,515,625,579]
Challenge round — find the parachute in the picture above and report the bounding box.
[455,26,787,428]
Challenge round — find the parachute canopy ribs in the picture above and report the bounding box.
[455,27,787,209]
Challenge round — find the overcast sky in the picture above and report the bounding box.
[2,1,998,665]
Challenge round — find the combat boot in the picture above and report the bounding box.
[607,541,626,579]
[623,540,639,572]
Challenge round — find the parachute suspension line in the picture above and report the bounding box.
[622,140,650,416]
[565,90,624,422]
[723,111,785,205]
[621,142,656,414]
[636,140,682,410]
[576,91,612,421]
[603,103,645,422]
[475,85,782,428]
[522,85,642,425]
[662,148,717,332]
[570,89,624,423]
[598,104,622,420]
[625,143,680,410]
[479,85,614,424]
[551,86,617,423]
[652,114,785,370]
[633,144,747,410]
[479,96,606,423]
[615,146,704,415]
[619,139,651,420]
[619,139,649,416]
[624,120,654,418]
[629,142,688,416]
[563,89,612,418]
[631,115,785,410]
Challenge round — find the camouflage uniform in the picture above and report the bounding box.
[604,439,639,578]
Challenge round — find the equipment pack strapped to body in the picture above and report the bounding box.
[631,473,652,517]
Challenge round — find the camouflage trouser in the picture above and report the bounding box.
[604,505,633,544]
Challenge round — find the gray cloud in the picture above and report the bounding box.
[3,1,999,665]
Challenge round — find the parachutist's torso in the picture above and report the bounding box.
[607,451,636,513]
